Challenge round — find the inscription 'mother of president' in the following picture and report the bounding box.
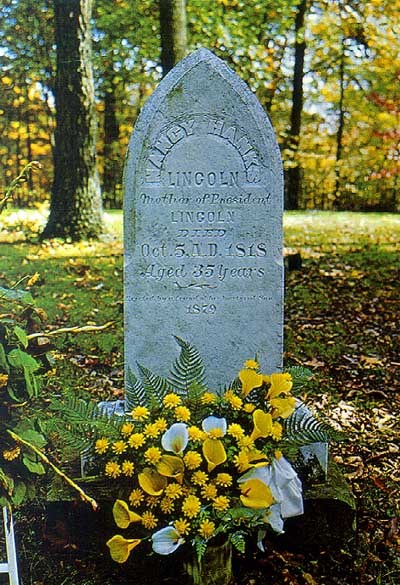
[124,49,283,388]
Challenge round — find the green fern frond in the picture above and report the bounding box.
[284,404,345,447]
[169,336,206,395]
[137,363,172,409]
[194,537,207,562]
[286,366,314,392]
[125,367,146,411]
[230,531,246,554]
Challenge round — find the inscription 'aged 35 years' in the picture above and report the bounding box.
[124,49,283,387]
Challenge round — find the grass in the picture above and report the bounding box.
[1,208,399,584]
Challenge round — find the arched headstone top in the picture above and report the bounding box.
[124,48,283,389]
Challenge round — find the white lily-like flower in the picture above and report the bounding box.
[239,455,303,519]
[161,423,189,454]
[201,415,227,436]
[151,526,185,555]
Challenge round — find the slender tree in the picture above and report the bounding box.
[158,0,188,76]
[285,0,308,210]
[42,0,104,240]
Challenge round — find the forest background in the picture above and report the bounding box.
[1,0,399,214]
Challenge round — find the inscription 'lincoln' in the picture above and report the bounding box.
[168,170,240,187]
[145,114,261,184]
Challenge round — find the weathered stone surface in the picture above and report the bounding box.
[124,49,283,389]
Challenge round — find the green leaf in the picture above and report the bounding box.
[7,348,39,372]
[194,537,207,562]
[17,428,47,449]
[137,363,172,409]
[0,343,9,373]
[0,286,34,305]
[22,455,46,475]
[11,481,27,506]
[230,531,246,553]
[13,325,28,349]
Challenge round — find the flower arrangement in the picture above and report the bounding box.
[88,342,315,565]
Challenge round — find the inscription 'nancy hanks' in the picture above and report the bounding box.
[124,48,283,387]
[145,115,261,184]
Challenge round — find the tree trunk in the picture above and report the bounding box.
[42,0,104,240]
[335,38,346,204]
[102,70,122,208]
[158,0,187,76]
[285,0,307,210]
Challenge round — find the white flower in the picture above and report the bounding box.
[201,416,227,435]
[161,423,189,454]
[239,456,303,519]
[151,526,185,555]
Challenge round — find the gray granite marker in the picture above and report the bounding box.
[124,48,283,389]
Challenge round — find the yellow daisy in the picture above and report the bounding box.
[129,489,145,507]
[144,446,162,465]
[105,461,121,479]
[94,437,109,454]
[198,519,216,539]
[191,471,209,486]
[212,495,230,512]
[174,518,191,536]
[121,460,135,476]
[112,440,127,455]
[182,495,201,518]
[174,405,191,422]
[163,393,182,409]
[141,511,158,529]
[183,450,203,470]
[131,406,150,421]
[128,433,146,449]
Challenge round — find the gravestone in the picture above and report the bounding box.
[124,48,283,388]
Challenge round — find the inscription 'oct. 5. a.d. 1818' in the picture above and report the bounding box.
[124,48,283,386]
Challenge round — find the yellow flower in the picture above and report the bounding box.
[212,496,230,512]
[223,390,243,410]
[239,368,263,397]
[138,467,167,496]
[156,455,185,482]
[144,447,162,465]
[227,423,245,439]
[267,372,293,399]
[174,405,191,422]
[272,421,283,440]
[270,396,296,419]
[129,489,144,507]
[105,461,121,478]
[128,433,145,449]
[183,450,202,470]
[174,518,191,535]
[250,409,273,441]
[163,393,182,408]
[154,417,168,432]
[131,406,150,421]
[244,359,259,370]
[165,483,184,500]
[233,451,250,473]
[237,435,254,449]
[201,392,217,405]
[143,423,161,438]
[112,440,127,455]
[201,484,218,500]
[202,438,226,472]
[243,403,256,414]
[0,374,9,387]
[215,473,232,487]
[94,437,109,454]
[2,446,20,461]
[188,426,206,441]
[121,423,134,437]
[106,535,141,563]
[182,495,201,518]
[240,478,273,509]
[113,500,142,528]
[191,471,209,486]
[121,460,135,476]
[141,511,158,529]
[198,519,216,539]
[160,497,175,513]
